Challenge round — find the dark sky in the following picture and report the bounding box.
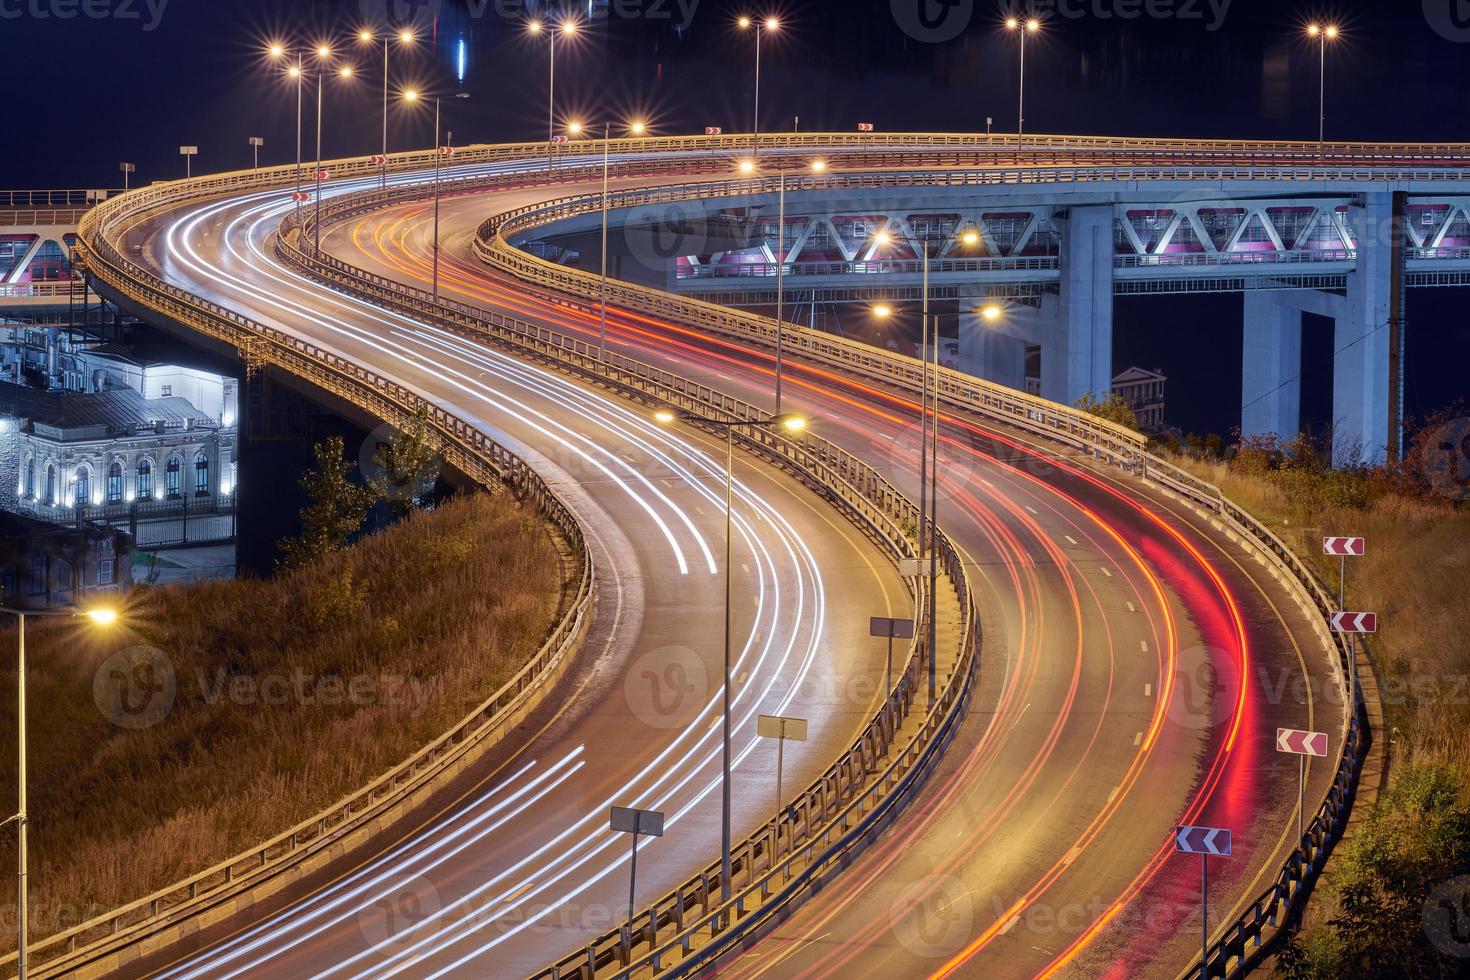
[5,0,1468,433]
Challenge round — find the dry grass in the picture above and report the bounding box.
[0,492,569,946]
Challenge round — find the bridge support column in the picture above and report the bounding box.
[957,290,1036,391]
[1241,292,1304,441]
[1334,191,1399,466]
[1041,205,1114,406]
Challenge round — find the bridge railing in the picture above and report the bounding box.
[277,202,979,980]
[471,164,1369,979]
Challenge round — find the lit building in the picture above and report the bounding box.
[1112,366,1168,433]
[0,511,131,610]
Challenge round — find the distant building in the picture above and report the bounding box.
[1112,367,1168,433]
[0,382,233,532]
[0,511,131,610]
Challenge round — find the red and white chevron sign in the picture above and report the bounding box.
[440,146,456,157]
[314,170,330,180]
[1323,537,1365,557]
[1331,611,1378,634]
[1175,825,1232,856]
[704,127,722,135]
[1276,728,1329,757]
[370,154,386,165]
[857,122,875,132]
[291,191,310,203]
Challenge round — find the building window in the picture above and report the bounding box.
[107,462,123,503]
[24,456,33,499]
[165,455,181,498]
[137,458,153,500]
[27,557,46,595]
[160,384,172,396]
[55,560,74,602]
[74,466,90,506]
[194,452,210,495]
[45,465,55,505]
[97,559,114,585]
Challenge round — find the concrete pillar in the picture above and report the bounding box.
[957,291,1040,391]
[1335,192,1395,466]
[1241,292,1303,440]
[1042,205,1114,405]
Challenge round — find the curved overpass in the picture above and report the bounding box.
[59,133,1396,979]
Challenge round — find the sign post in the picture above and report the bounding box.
[1324,536,1366,700]
[1176,825,1232,980]
[869,615,916,705]
[756,714,808,852]
[118,162,135,192]
[248,136,264,170]
[179,146,198,179]
[609,806,664,939]
[1276,728,1329,841]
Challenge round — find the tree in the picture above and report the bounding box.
[277,436,373,568]
[1074,391,1139,431]
[368,405,441,517]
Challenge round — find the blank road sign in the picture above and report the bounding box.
[610,806,664,838]
[869,616,915,640]
[757,714,809,741]
[1175,825,1231,856]
[1276,728,1329,757]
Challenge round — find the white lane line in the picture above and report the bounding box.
[1064,534,1078,545]
[1108,786,1120,803]
[1133,731,1144,746]
[1140,640,1149,653]
[1101,567,1113,578]
[999,916,1021,936]
[1144,684,1153,697]
[1010,701,1032,731]
[1125,600,1137,613]
[1063,847,1082,866]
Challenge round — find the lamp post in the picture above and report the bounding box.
[736,16,780,157]
[359,28,415,189]
[1306,24,1339,146]
[314,61,354,255]
[267,43,310,224]
[406,90,471,302]
[654,408,808,905]
[571,119,647,356]
[1005,16,1041,136]
[873,228,940,701]
[740,157,826,414]
[4,604,120,979]
[528,18,578,166]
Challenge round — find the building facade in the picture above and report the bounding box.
[1112,366,1168,434]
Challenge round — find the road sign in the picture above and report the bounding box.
[370,154,386,165]
[1330,611,1377,634]
[1175,825,1231,856]
[118,162,136,173]
[705,127,723,135]
[291,191,311,202]
[1323,536,1365,557]
[610,806,664,837]
[869,616,915,640]
[440,145,456,157]
[1276,728,1328,757]
[314,170,330,180]
[248,137,264,147]
[857,122,875,132]
[179,146,198,155]
[550,135,569,145]
[757,714,809,742]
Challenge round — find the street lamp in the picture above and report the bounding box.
[312,61,356,254]
[569,119,647,356]
[528,18,579,152]
[741,157,829,414]
[1004,16,1041,136]
[359,27,415,189]
[737,15,779,156]
[653,408,807,905]
[872,227,941,702]
[268,42,311,221]
[405,90,471,302]
[1306,24,1339,146]
[4,603,120,979]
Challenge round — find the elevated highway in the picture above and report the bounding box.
[45,133,1396,979]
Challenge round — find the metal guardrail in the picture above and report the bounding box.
[8,188,600,980]
[276,206,979,980]
[0,281,87,299]
[0,190,120,209]
[46,130,1398,976]
[469,162,1370,979]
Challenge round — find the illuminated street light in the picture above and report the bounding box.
[981,303,1003,321]
[738,158,756,173]
[568,121,584,135]
[737,15,779,156]
[359,27,417,189]
[530,18,579,156]
[1005,16,1042,136]
[268,42,285,59]
[873,303,894,318]
[653,408,809,906]
[961,229,980,246]
[4,602,122,979]
[630,120,647,135]
[1306,23,1340,145]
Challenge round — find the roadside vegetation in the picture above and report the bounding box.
[0,430,571,950]
[1157,416,1470,978]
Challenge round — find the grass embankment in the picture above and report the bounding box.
[1161,445,1470,978]
[0,492,570,948]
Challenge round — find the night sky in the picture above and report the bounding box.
[6,0,1469,434]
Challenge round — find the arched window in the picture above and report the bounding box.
[194,451,210,495]
[74,465,90,506]
[136,458,153,500]
[45,465,55,505]
[54,560,74,603]
[165,455,182,498]
[107,462,123,503]
[24,456,34,499]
